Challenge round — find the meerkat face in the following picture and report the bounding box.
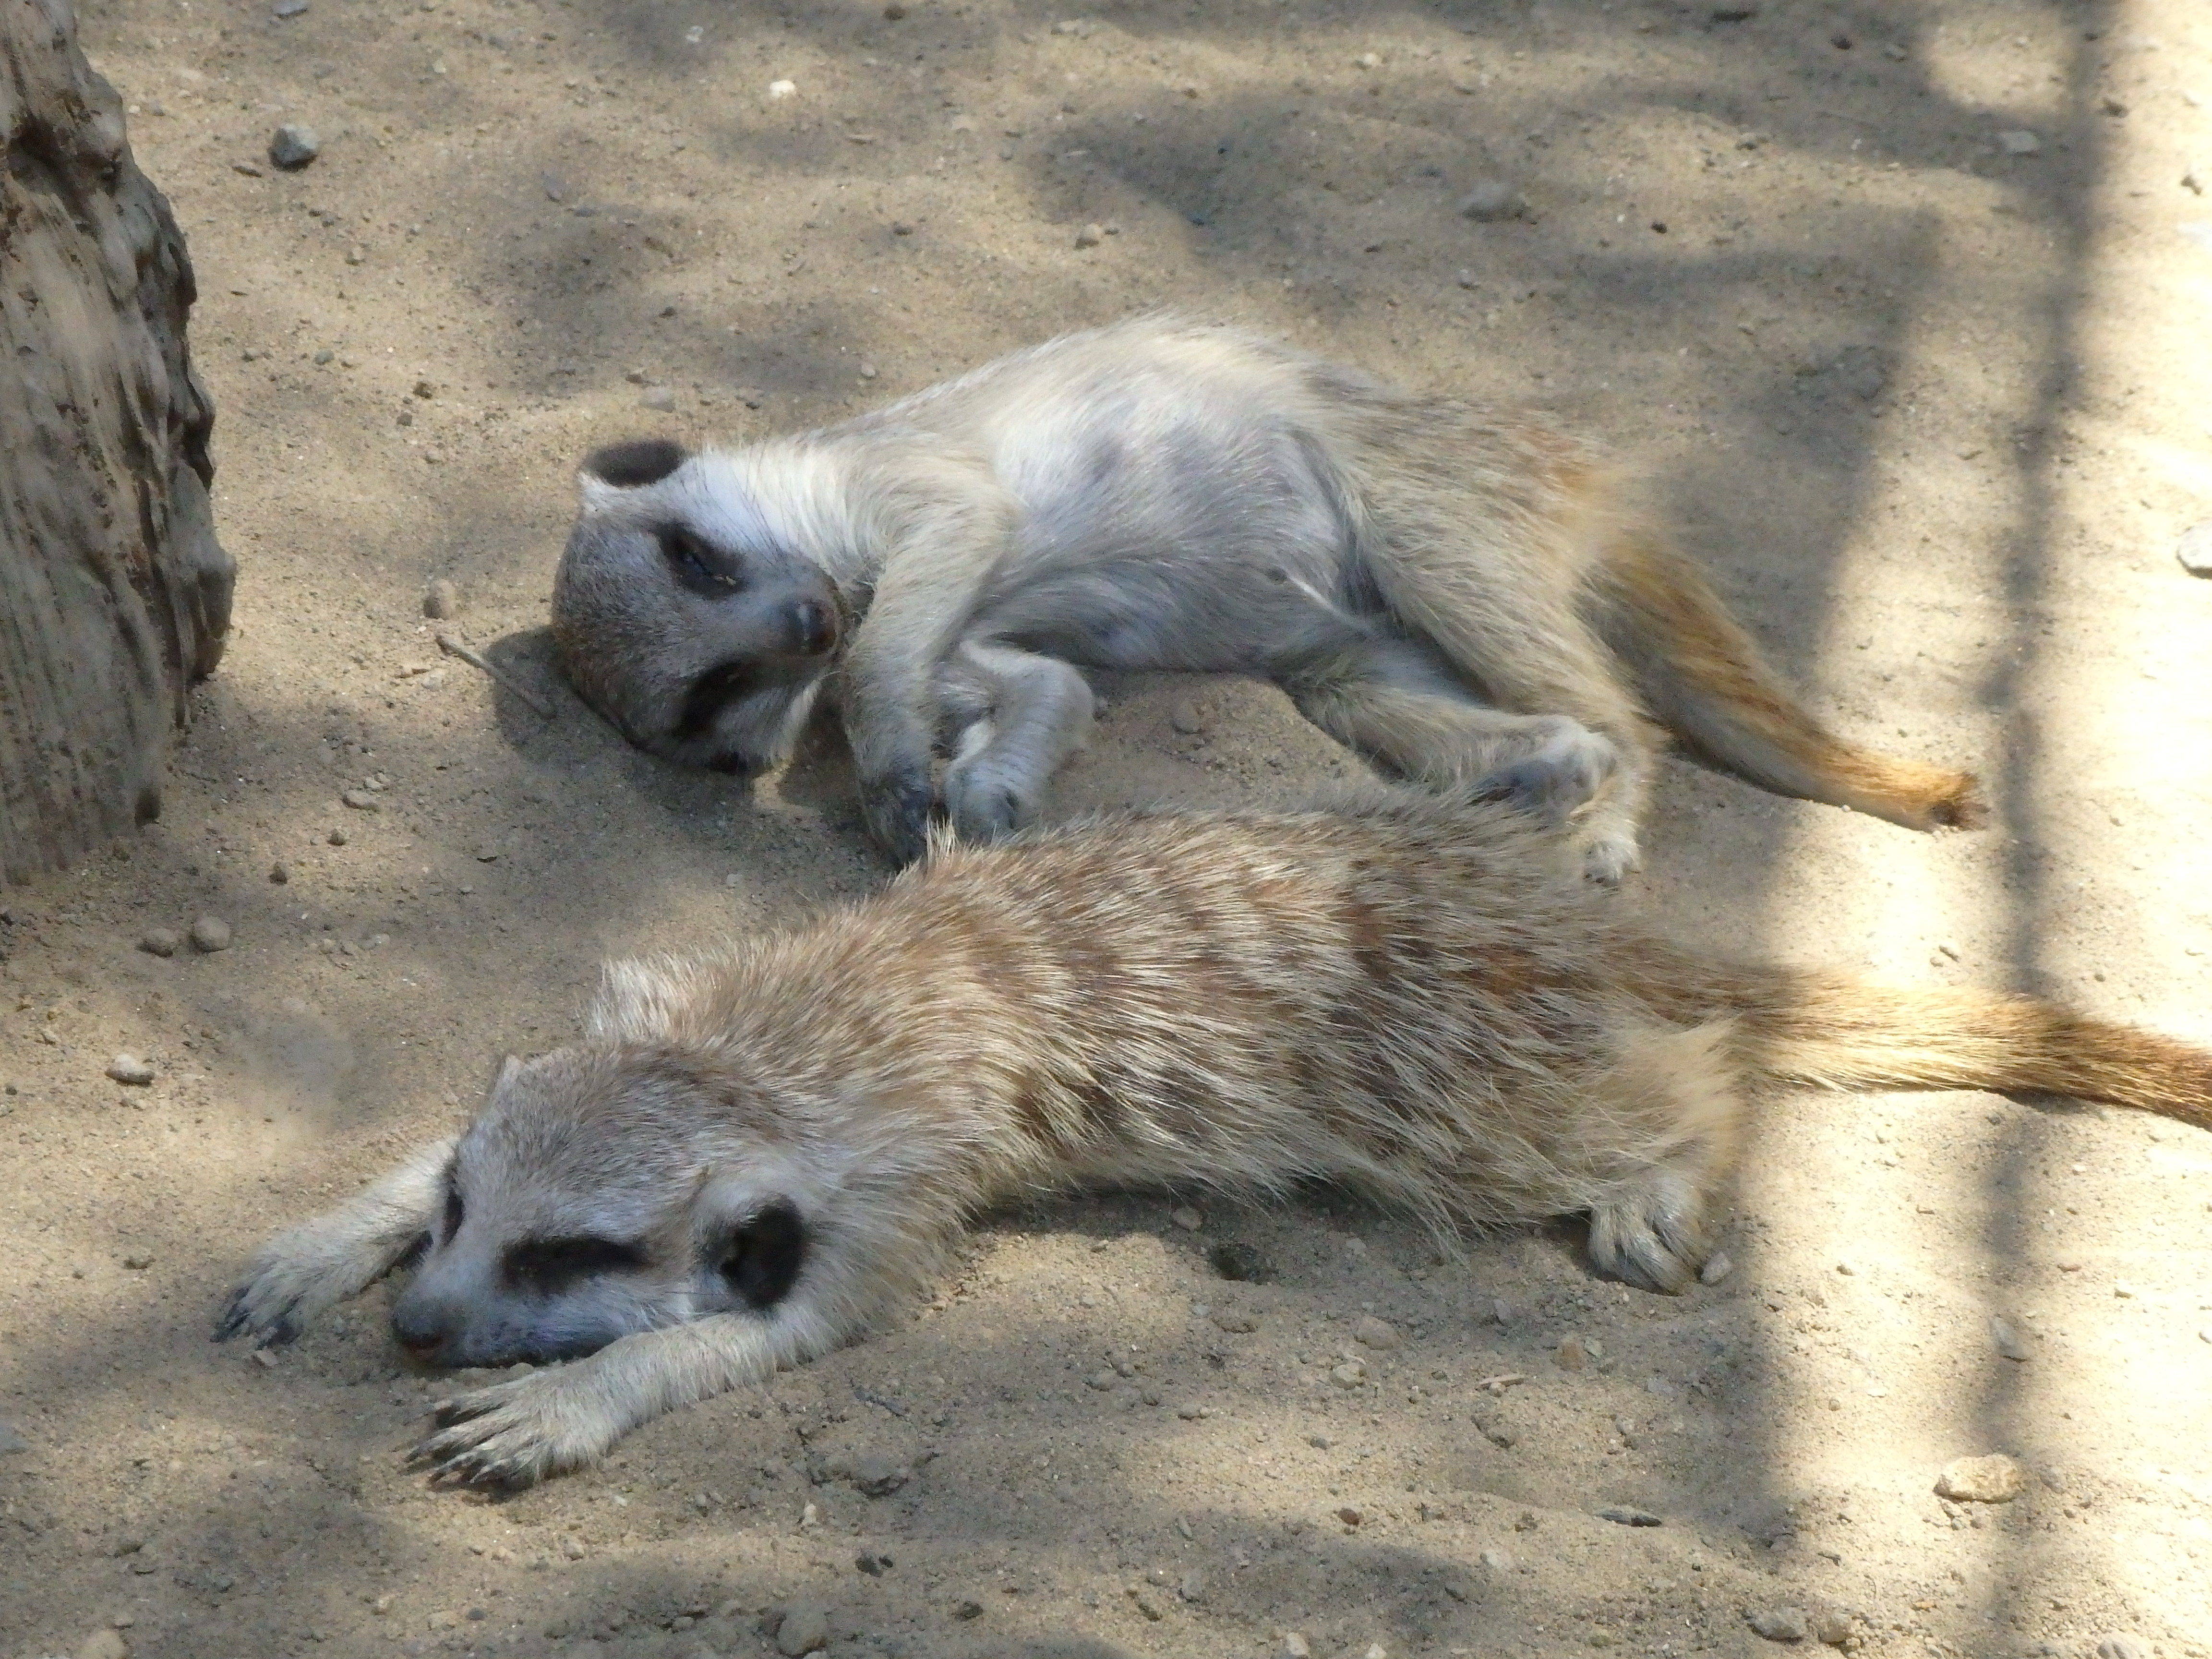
[551,439,842,779]
[387,1048,815,1368]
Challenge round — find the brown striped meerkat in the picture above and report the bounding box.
[549,314,1982,882]
[219,785,2209,1488]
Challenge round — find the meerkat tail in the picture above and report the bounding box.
[1640,951,2212,1127]
[1590,523,1985,832]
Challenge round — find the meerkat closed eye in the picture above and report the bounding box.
[551,314,1981,881]
[220,785,2208,1488]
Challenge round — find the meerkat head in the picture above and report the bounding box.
[387,1045,827,1369]
[551,438,844,780]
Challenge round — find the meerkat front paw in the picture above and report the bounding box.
[216,1222,410,1347]
[412,1367,623,1489]
[1472,719,1621,826]
[943,755,1035,842]
[859,765,938,865]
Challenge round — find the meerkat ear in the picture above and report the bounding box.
[578,438,690,501]
[586,958,685,1043]
[489,1053,525,1094]
[693,1185,808,1312]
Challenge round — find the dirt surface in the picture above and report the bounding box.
[6,0,2212,1656]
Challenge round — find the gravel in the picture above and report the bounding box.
[2178,523,2212,576]
[1352,1314,1400,1349]
[423,579,460,619]
[1456,179,1526,220]
[104,1055,154,1086]
[137,928,180,958]
[771,1603,829,1655]
[189,916,232,952]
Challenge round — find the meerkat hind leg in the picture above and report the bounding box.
[216,1136,456,1346]
[1580,1023,1747,1293]
[1288,639,1624,861]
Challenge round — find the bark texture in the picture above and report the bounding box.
[0,0,231,884]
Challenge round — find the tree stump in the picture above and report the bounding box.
[0,0,233,885]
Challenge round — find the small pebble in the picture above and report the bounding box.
[1698,1250,1735,1285]
[74,1632,130,1659]
[1456,179,1526,221]
[0,1420,29,1453]
[1352,1314,1400,1350]
[123,1253,153,1270]
[1283,1635,1312,1659]
[189,916,232,953]
[558,1535,586,1560]
[2096,1638,2150,1659]
[1085,1369,1118,1391]
[423,579,460,619]
[1989,1316,2032,1361]
[1555,1334,1588,1371]
[1178,1568,1206,1602]
[848,1453,907,1497]
[268,861,289,884]
[768,78,797,98]
[1131,1589,1167,1621]
[1170,1205,1203,1231]
[772,1603,829,1656]
[1935,1453,2024,1503]
[2178,523,2212,577]
[1598,1505,1662,1527]
[1997,129,2042,155]
[272,0,308,13]
[327,828,349,846]
[1207,1240,1273,1281]
[1478,1548,1512,1570]
[855,1551,892,1575]
[1330,1360,1367,1388]
[1073,222,1104,248]
[1168,699,1204,735]
[1209,1307,1258,1334]
[1335,1504,1363,1527]
[268,123,321,169]
[105,1055,155,1087]
[138,928,180,958]
[1746,1607,1809,1643]
[340,789,380,812]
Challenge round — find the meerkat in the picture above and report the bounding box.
[218,785,2209,1488]
[549,314,1982,881]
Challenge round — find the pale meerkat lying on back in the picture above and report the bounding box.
[550,315,1982,882]
[219,786,2210,1488]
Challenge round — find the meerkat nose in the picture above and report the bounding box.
[390,1300,453,1361]
[790,600,835,655]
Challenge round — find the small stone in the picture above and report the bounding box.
[1833,1260,1855,1276]
[858,363,878,380]
[558,1534,586,1560]
[1283,1636,1312,1659]
[1808,1610,1852,1646]
[1335,1505,1363,1527]
[269,123,321,169]
[105,1055,155,1087]
[772,1603,829,1656]
[1478,1547,1511,1570]
[1746,1608,1809,1643]
[1132,1588,1167,1621]
[883,2,906,17]
[74,1632,130,1659]
[138,928,180,958]
[1555,1334,1588,1371]
[1170,1205,1203,1231]
[1935,1453,2024,1503]
[1178,1569,1206,1602]
[268,860,289,885]
[1698,1250,1735,1285]
[1208,1241,1273,1281]
[1710,3,1758,18]
[423,579,459,619]
[639,386,678,412]
[1990,1316,2032,1361]
[768,78,797,99]
[1352,51,1381,68]
[272,0,308,14]
[1073,222,1104,248]
[189,916,232,953]
[1330,1359,1368,1388]
[1997,129,2042,155]
[1598,1505,1662,1527]
[340,789,380,812]
[123,1253,154,1270]
[413,379,435,399]
[951,1597,983,1620]
[1353,1314,1400,1350]
[1210,1308,1258,1334]
[2178,524,2212,577]
[1457,179,1526,221]
[849,1454,908,1497]
[1168,699,1204,734]
[1086,1369,1118,1391]
[326,828,348,846]
[0,1420,28,1453]
[2095,1638,2149,1659]
[855,1551,892,1575]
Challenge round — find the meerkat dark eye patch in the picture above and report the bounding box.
[717,1200,805,1310]
[673,658,768,742]
[581,438,689,488]
[658,525,745,598]
[500,1235,649,1295]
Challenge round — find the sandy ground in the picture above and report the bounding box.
[5,0,2212,1655]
